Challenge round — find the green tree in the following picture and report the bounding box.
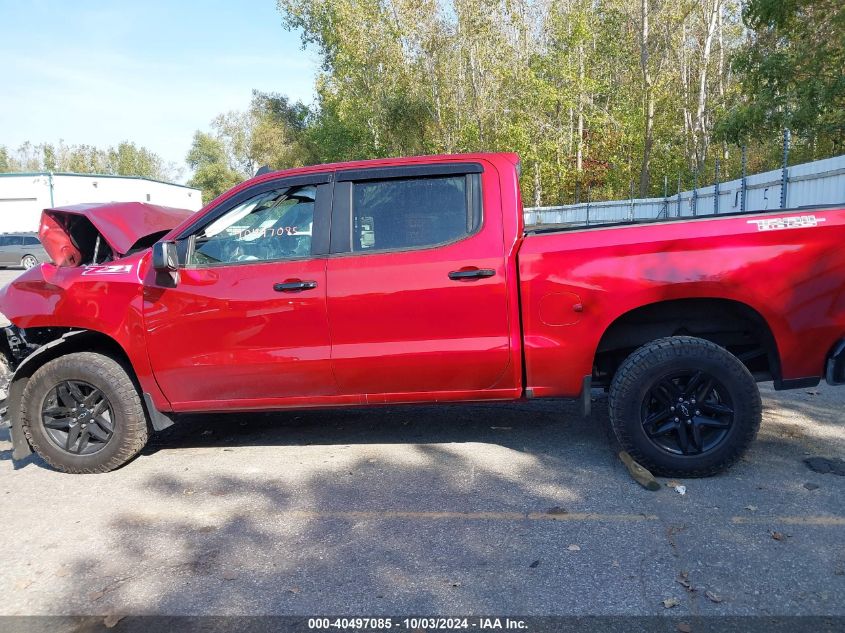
[238,0,829,205]
[107,141,172,180]
[250,90,317,168]
[716,0,845,158]
[185,90,316,202]
[0,140,178,181]
[185,132,244,203]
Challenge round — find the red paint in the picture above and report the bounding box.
[0,252,170,410]
[142,259,335,407]
[519,211,845,396]
[1,152,844,417]
[325,157,515,398]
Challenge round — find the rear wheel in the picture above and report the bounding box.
[21,255,38,269]
[21,352,149,473]
[608,336,761,477]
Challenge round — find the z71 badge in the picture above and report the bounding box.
[81,264,134,276]
[747,215,826,231]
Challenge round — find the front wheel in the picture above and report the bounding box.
[608,336,761,477]
[21,352,149,473]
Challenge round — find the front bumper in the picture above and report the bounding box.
[826,339,845,385]
[0,343,11,429]
[0,325,34,459]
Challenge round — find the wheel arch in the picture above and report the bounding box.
[4,329,160,460]
[592,298,782,388]
[15,330,134,381]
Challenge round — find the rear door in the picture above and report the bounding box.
[21,236,42,262]
[325,161,514,398]
[11,236,25,262]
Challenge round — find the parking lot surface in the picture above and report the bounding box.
[0,267,843,620]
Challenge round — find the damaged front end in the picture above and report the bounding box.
[0,200,193,374]
[0,326,24,404]
[0,202,194,458]
[0,324,68,394]
[39,201,194,267]
[0,324,59,400]
[0,324,70,458]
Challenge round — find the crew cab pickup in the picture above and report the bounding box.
[1,152,844,475]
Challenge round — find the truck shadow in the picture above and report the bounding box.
[2,386,845,622]
[144,396,610,456]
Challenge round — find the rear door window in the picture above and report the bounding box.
[350,175,481,252]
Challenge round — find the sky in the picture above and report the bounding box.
[0,0,319,181]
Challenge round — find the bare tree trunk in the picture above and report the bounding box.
[575,43,584,203]
[556,101,564,204]
[533,160,542,207]
[639,0,654,196]
[717,4,728,171]
[468,44,485,147]
[717,4,724,101]
[680,20,695,170]
[694,0,721,170]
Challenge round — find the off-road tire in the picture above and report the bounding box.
[21,352,149,473]
[608,336,761,477]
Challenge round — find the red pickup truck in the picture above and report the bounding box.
[1,152,844,476]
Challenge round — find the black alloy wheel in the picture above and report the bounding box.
[640,370,734,456]
[41,380,115,455]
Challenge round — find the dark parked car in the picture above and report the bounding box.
[0,233,48,269]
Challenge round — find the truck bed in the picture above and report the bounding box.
[517,203,845,398]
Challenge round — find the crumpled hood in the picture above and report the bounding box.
[39,202,194,266]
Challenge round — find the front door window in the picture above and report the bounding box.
[190,186,316,266]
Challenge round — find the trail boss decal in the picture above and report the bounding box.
[747,215,826,232]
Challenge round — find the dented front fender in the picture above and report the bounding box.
[0,257,173,420]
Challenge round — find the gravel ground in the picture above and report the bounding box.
[0,267,843,621]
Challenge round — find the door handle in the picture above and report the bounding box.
[448,268,495,281]
[273,280,318,292]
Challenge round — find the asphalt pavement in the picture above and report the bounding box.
[0,267,843,623]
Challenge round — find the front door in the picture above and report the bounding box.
[325,162,514,398]
[143,176,337,410]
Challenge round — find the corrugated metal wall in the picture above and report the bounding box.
[525,154,845,227]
